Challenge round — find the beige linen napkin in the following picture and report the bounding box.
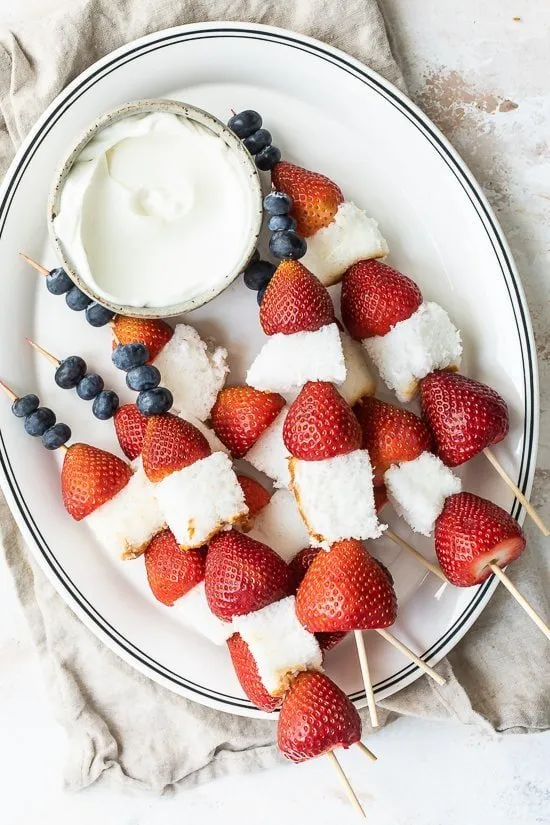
[0,0,549,794]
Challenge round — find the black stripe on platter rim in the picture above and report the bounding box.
[0,26,537,710]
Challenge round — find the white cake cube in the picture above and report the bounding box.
[301,201,389,286]
[154,452,248,549]
[245,408,291,489]
[290,450,385,548]
[338,331,376,406]
[247,489,310,562]
[363,302,462,403]
[86,457,165,560]
[385,451,462,536]
[232,596,323,696]
[153,323,229,421]
[246,323,346,393]
[176,581,233,645]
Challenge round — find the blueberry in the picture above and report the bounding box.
[85,302,115,327]
[77,373,104,400]
[256,145,281,171]
[269,230,307,260]
[227,110,262,139]
[267,214,297,232]
[136,387,173,417]
[42,423,71,450]
[264,192,292,215]
[257,284,268,305]
[12,394,39,418]
[92,390,120,420]
[65,286,92,311]
[243,129,272,155]
[24,407,56,436]
[46,267,73,295]
[55,355,87,389]
[243,260,276,291]
[112,342,149,371]
[126,364,161,392]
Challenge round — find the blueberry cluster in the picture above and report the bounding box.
[228,110,281,172]
[112,343,173,416]
[11,393,71,450]
[264,192,307,261]
[44,266,115,327]
[54,354,119,420]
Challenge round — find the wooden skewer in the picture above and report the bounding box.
[489,563,550,641]
[26,339,61,367]
[0,379,17,402]
[19,253,48,276]
[385,529,447,582]
[376,628,446,686]
[355,741,377,763]
[483,448,549,536]
[353,631,379,728]
[326,750,366,818]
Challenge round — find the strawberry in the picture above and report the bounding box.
[145,529,206,606]
[354,396,433,486]
[283,381,361,460]
[277,671,361,762]
[271,161,344,237]
[112,316,173,362]
[259,260,335,336]
[237,475,271,518]
[434,492,525,587]
[296,539,397,632]
[227,633,283,713]
[210,386,285,458]
[141,413,211,482]
[289,547,347,652]
[205,529,291,621]
[113,404,148,461]
[61,443,132,521]
[420,371,509,467]
[341,259,423,339]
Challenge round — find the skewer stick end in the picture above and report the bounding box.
[26,339,61,367]
[326,750,366,818]
[19,252,49,276]
[0,379,18,402]
[355,741,377,763]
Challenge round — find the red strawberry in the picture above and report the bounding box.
[354,396,433,486]
[145,529,206,606]
[227,633,283,713]
[259,260,335,335]
[205,529,291,621]
[341,259,423,339]
[277,671,361,762]
[113,316,173,362]
[434,492,525,587]
[113,404,148,461]
[271,161,344,237]
[237,475,271,519]
[210,386,285,458]
[289,547,347,652]
[420,371,509,467]
[141,413,211,482]
[296,539,397,632]
[283,381,361,460]
[61,443,132,521]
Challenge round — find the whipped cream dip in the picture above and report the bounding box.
[53,107,260,310]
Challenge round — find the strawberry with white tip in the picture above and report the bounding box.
[272,161,388,286]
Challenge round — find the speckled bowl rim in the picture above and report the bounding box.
[47,99,263,318]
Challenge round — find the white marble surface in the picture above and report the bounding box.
[1,1,550,823]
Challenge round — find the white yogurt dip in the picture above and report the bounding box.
[54,111,258,308]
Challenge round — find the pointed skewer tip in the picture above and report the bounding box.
[26,339,61,367]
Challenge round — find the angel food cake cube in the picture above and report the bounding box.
[86,457,165,559]
[301,202,389,286]
[289,450,385,547]
[247,489,310,563]
[363,302,462,403]
[153,323,229,421]
[245,407,291,489]
[385,451,462,536]
[232,596,322,696]
[338,331,376,406]
[154,452,247,549]
[176,581,234,645]
[246,323,346,393]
